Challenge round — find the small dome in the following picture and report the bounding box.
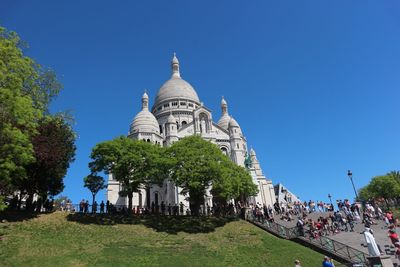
[217,114,231,130]
[217,96,230,130]
[167,113,175,123]
[172,53,179,64]
[130,91,160,135]
[228,117,240,128]
[221,97,227,106]
[130,110,159,135]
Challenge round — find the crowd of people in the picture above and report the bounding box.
[250,198,400,265]
[71,199,243,217]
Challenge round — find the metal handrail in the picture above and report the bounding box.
[246,212,369,266]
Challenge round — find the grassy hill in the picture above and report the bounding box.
[0,212,330,267]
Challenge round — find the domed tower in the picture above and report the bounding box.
[152,53,201,132]
[217,96,231,131]
[228,117,246,167]
[165,112,178,145]
[129,91,162,144]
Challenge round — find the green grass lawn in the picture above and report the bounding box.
[0,212,332,267]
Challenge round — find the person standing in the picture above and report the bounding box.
[364,228,381,257]
[322,256,335,267]
[100,201,105,213]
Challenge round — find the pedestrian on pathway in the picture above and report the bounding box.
[363,228,381,257]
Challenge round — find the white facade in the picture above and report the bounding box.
[107,54,276,209]
[274,183,301,208]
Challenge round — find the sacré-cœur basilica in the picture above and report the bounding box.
[107,54,282,211]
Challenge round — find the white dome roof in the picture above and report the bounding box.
[217,97,230,130]
[129,92,160,135]
[153,54,200,108]
[228,117,240,128]
[155,77,200,105]
[130,110,159,134]
[217,114,231,130]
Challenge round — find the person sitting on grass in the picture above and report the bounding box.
[322,256,335,267]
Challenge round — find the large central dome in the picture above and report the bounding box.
[153,54,200,109]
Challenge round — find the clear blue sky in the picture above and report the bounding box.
[2,1,399,204]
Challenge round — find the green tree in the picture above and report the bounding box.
[387,170,400,184]
[84,174,106,208]
[212,161,258,205]
[18,116,76,206]
[166,135,257,216]
[0,27,62,204]
[89,136,162,212]
[358,185,373,202]
[367,175,400,209]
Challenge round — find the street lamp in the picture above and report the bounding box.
[347,170,359,201]
[327,194,333,211]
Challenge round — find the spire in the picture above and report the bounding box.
[141,90,149,110]
[221,96,228,115]
[171,52,180,78]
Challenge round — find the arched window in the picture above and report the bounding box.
[221,147,228,156]
[147,139,151,142]
[182,121,187,126]
[176,121,179,129]
[159,125,163,134]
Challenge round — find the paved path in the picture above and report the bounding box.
[273,212,400,265]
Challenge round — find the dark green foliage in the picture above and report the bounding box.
[84,174,106,206]
[166,136,257,215]
[21,116,76,200]
[89,136,163,211]
[358,171,400,208]
[0,27,73,211]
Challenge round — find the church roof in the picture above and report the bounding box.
[153,54,200,108]
[228,117,240,128]
[217,96,230,130]
[130,92,160,135]
[217,114,231,130]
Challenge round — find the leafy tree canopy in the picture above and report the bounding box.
[358,173,400,208]
[166,135,257,215]
[22,115,76,199]
[84,174,106,206]
[0,27,63,194]
[89,136,162,210]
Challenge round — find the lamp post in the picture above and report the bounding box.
[347,170,359,201]
[328,194,333,206]
[328,194,333,211]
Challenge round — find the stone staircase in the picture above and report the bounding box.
[247,211,399,266]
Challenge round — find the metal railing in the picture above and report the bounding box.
[245,211,369,266]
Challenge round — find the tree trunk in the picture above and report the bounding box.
[92,194,95,213]
[25,194,33,211]
[189,193,203,216]
[128,192,133,214]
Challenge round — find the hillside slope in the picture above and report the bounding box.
[0,212,328,267]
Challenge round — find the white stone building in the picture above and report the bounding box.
[107,54,275,210]
[274,183,301,209]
